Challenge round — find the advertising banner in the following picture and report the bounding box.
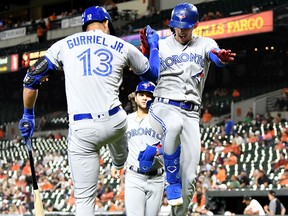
[0,54,19,73]
[21,50,47,68]
[0,27,26,40]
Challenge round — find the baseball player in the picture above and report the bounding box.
[111,81,165,216]
[18,6,160,216]
[139,3,236,216]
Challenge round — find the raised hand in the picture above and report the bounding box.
[146,25,159,49]
[211,49,236,63]
[139,27,150,55]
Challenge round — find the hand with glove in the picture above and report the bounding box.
[139,27,150,56]
[138,144,157,173]
[139,25,159,56]
[152,141,163,155]
[211,49,236,64]
[18,108,35,140]
[146,25,159,50]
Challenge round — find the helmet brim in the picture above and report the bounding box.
[135,90,154,95]
[168,20,195,29]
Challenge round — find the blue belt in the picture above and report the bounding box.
[73,106,121,121]
[157,97,200,112]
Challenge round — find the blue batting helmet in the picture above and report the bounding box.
[82,6,115,35]
[169,3,199,29]
[135,81,155,94]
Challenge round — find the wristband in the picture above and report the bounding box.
[24,107,34,116]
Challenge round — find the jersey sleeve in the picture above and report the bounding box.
[126,43,149,75]
[45,40,64,71]
[205,37,219,57]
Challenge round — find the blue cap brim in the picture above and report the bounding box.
[168,20,195,29]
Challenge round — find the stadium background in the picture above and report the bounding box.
[0,0,288,215]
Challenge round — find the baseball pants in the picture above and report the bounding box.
[125,169,165,216]
[68,109,128,216]
[149,102,201,215]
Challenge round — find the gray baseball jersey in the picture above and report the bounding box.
[45,29,149,115]
[44,29,150,216]
[125,112,165,216]
[149,34,219,216]
[154,35,218,105]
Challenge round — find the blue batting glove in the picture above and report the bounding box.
[138,144,157,172]
[138,151,144,161]
[146,25,159,49]
[152,141,163,155]
[158,147,163,155]
[18,108,35,139]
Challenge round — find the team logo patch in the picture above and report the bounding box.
[143,83,152,88]
[192,70,204,84]
[176,12,186,21]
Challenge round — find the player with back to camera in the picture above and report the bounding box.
[18,6,160,216]
[111,81,165,216]
[139,3,236,216]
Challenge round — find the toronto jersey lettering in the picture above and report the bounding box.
[126,112,163,169]
[154,34,219,104]
[126,127,162,140]
[160,52,205,70]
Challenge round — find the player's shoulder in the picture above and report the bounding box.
[127,112,137,119]
[160,34,174,42]
[159,34,174,47]
[193,35,216,43]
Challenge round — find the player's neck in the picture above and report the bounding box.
[136,109,148,119]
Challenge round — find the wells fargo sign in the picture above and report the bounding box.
[194,10,273,39]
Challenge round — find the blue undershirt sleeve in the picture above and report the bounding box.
[140,48,160,82]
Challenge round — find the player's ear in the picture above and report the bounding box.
[103,20,110,34]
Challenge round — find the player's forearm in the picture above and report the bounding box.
[264,209,273,215]
[23,87,38,109]
[141,49,160,82]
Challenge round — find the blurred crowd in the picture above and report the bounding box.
[1,108,288,215]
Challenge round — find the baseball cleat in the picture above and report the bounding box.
[166,183,183,206]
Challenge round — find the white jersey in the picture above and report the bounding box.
[154,35,219,105]
[125,112,163,169]
[45,29,149,115]
[245,199,266,215]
